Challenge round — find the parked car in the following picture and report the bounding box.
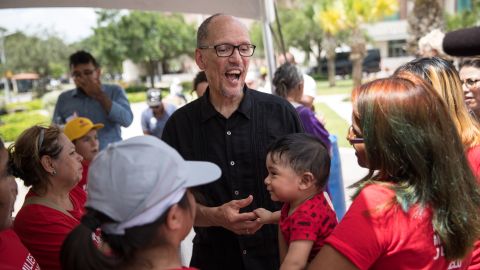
[311,49,381,76]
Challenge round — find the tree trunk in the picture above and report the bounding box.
[148,60,156,88]
[349,29,366,89]
[323,34,337,87]
[407,0,444,55]
[351,58,363,89]
[327,58,336,87]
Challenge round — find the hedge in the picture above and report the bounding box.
[0,111,50,142]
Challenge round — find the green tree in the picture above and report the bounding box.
[249,22,265,58]
[326,0,397,88]
[74,10,126,77]
[4,31,72,77]
[86,11,196,88]
[316,0,346,86]
[446,0,480,30]
[277,5,323,65]
[250,4,323,68]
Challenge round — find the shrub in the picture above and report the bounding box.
[127,92,147,104]
[6,99,43,112]
[125,85,148,93]
[0,111,50,142]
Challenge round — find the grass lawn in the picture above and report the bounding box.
[314,79,353,148]
[316,79,354,96]
[315,103,351,148]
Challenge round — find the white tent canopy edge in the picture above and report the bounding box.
[0,0,277,83]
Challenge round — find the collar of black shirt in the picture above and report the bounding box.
[200,85,252,122]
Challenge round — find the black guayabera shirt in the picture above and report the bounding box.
[162,86,304,270]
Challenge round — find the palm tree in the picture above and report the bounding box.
[342,0,398,88]
[317,3,345,87]
[407,0,444,55]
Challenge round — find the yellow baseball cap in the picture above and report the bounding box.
[64,117,104,141]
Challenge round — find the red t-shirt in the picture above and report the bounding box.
[466,145,480,269]
[13,187,86,270]
[280,192,338,262]
[0,229,40,270]
[77,160,90,192]
[467,145,480,183]
[326,184,472,270]
[469,241,480,270]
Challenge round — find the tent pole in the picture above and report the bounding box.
[261,0,276,93]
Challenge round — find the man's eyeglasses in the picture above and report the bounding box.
[198,43,256,57]
[462,78,480,89]
[347,125,364,145]
[71,69,96,78]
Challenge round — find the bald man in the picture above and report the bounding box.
[163,14,303,270]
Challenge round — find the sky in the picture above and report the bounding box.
[0,8,98,43]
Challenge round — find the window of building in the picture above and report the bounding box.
[388,40,408,57]
[457,0,472,12]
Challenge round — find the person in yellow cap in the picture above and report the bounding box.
[63,117,103,192]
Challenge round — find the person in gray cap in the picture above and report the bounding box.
[141,89,177,139]
[60,135,221,270]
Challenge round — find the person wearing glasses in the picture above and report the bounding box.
[394,57,480,181]
[52,50,133,150]
[307,76,480,270]
[8,125,94,270]
[141,88,177,139]
[0,137,41,269]
[459,58,480,120]
[162,14,303,270]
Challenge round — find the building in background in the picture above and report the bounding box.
[366,0,472,71]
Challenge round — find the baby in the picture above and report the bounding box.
[255,133,337,270]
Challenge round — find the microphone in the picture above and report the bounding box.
[443,26,480,57]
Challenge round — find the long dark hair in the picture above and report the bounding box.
[394,57,480,148]
[352,76,480,260]
[60,194,190,270]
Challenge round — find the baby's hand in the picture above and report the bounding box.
[253,208,279,224]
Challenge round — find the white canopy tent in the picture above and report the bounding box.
[0,0,278,81]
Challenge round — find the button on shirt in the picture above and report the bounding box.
[52,84,133,150]
[162,86,304,270]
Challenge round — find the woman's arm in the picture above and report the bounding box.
[307,244,359,270]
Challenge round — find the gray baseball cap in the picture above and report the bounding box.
[146,88,162,107]
[86,135,221,234]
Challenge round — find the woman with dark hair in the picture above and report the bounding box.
[272,63,331,150]
[0,137,40,269]
[9,125,85,270]
[394,57,480,180]
[459,58,480,120]
[61,136,221,270]
[307,77,480,269]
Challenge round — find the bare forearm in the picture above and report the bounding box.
[195,202,221,227]
[280,259,307,270]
